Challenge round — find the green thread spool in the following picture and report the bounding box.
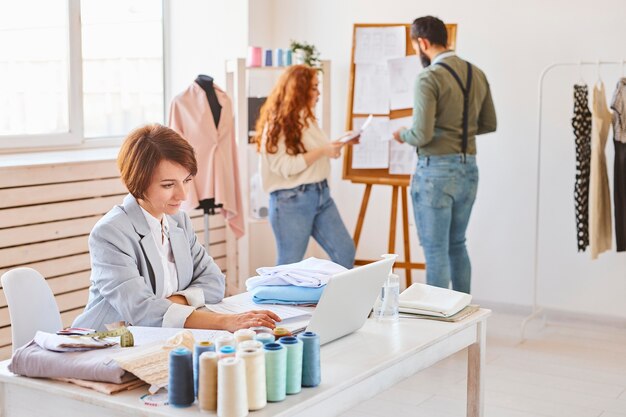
[279,336,303,394]
[298,331,321,387]
[264,343,287,402]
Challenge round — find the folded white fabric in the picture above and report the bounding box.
[34,331,117,352]
[399,283,472,317]
[247,257,347,290]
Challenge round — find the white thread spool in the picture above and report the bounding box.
[234,329,256,345]
[217,357,248,417]
[236,347,267,411]
[216,334,236,351]
[198,351,219,412]
[237,340,263,351]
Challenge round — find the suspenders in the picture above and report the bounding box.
[434,61,473,158]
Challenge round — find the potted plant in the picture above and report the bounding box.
[289,40,321,68]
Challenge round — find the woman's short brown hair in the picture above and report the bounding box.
[117,124,197,199]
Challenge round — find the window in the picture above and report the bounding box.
[0,0,164,149]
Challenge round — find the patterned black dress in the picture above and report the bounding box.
[572,84,592,252]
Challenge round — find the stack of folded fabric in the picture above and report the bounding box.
[399,283,476,321]
[247,257,347,305]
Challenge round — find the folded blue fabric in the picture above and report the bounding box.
[251,285,326,305]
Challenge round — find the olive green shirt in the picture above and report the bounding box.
[400,53,497,155]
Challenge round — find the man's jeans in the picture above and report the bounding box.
[269,180,356,269]
[411,155,478,294]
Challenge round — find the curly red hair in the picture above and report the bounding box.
[255,65,318,155]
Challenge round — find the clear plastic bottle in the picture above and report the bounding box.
[373,273,399,321]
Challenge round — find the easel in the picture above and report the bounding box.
[344,23,457,287]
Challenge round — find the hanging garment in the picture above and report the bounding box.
[611,78,626,251]
[169,81,245,238]
[610,77,626,143]
[572,84,592,252]
[589,82,613,259]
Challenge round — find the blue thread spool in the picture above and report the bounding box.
[168,347,194,408]
[279,336,303,394]
[264,49,273,66]
[264,342,287,402]
[285,50,293,66]
[219,345,236,359]
[276,48,284,66]
[255,332,275,345]
[193,341,215,397]
[298,332,321,387]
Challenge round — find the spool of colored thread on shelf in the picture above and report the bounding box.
[254,332,275,345]
[168,347,194,408]
[273,327,291,340]
[298,331,321,387]
[264,49,273,66]
[237,347,267,410]
[234,328,256,345]
[275,48,284,66]
[194,341,215,396]
[216,334,235,352]
[238,339,264,351]
[217,357,248,417]
[264,342,287,402]
[198,351,219,412]
[279,336,303,394]
[285,49,293,66]
[247,46,262,67]
[219,345,236,359]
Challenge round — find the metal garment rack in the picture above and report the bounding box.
[521,60,626,340]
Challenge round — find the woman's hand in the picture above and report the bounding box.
[323,142,344,159]
[223,310,281,332]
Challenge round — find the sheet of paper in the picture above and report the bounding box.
[206,292,312,321]
[354,26,406,64]
[387,55,421,110]
[388,117,417,175]
[129,326,230,345]
[351,116,390,169]
[353,64,390,114]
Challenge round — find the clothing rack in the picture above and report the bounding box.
[521,60,626,340]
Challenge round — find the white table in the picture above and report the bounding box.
[0,309,489,417]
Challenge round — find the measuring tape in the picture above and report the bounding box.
[75,327,135,348]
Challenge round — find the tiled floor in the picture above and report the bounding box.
[342,311,626,417]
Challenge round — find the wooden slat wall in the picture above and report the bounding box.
[0,159,231,359]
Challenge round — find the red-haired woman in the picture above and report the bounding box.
[255,65,357,268]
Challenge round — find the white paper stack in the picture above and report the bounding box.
[399,283,472,317]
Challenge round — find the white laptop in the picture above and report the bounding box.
[284,254,397,345]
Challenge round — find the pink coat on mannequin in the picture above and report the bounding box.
[169,82,244,238]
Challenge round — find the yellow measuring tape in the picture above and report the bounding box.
[78,327,135,348]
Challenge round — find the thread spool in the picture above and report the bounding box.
[237,347,267,410]
[219,345,236,359]
[194,341,215,396]
[168,347,194,408]
[198,351,219,412]
[264,49,273,66]
[254,332,275,345]
[285,50,293,66]
[264,343,287,402]
[238,340,263,351]
[298,332,321,387]
[273,327,291,340]
[217,357,248,417]
[234,328,256,345]
[216,334,235,351]
[279,336,303,394]
[247,46,262,67]
[275,48,284,66]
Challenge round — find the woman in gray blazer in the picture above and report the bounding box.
[73,124,279,332]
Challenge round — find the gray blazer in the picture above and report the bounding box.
[72,194,225,331]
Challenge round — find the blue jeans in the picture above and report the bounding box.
[269,180,356,269]
[411,155,478,293]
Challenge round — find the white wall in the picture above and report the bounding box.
[260,0,626,317]
[166,0,248,104]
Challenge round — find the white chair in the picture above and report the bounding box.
[1,267,63,352]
